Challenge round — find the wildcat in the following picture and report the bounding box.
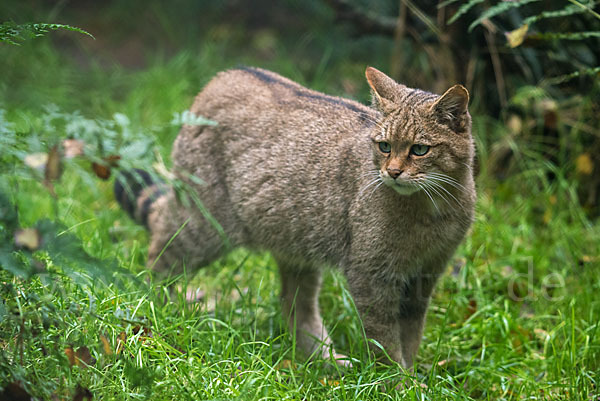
[115,66,476,368]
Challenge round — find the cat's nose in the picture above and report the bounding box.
[387,168,403,179]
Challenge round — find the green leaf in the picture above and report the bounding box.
[0,247,32,279]
[0,191,18,232]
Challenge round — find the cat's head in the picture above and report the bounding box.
[364,67,473,199]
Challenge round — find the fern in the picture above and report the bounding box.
[438,0,461,9]
[532,31,600,40]
[524,2,596,25]
[567,0,600,20]
[0,21,93,45]
[467,0,542,31]
[447,0,486,24]
[543,66,600,85]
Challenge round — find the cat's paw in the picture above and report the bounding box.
[329,351,353,368]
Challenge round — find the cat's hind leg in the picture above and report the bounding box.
[145,190,228,275]
[276,256,350,367]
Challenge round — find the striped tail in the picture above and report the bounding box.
[114,169,166,227]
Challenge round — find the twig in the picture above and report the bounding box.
[391,0,408,79]
[482,20,507,109]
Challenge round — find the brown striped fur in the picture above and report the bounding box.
[118,66,476,368]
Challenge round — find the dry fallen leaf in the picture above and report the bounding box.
[534,328,550,342]
[72,385,93,401]
[319,377,340,386]
[14,228,41,251]
[116,331,126,355]
[506,24,529,48]
[464,299,477,320]
[133,325,153,340]
[65,346,95,368]
[276,359,296,370]
[100,334,113,356]
[62,139,85,158]
[24,152,48,172]
[92,155,121,180]
[543,208,552,225]
[45,144,63,182]
[75,346,95,367]
[65,346,76,366]
[506,114,523,135]
[511,326,532,352]
[91,163,110,180]
[576,153,594,176]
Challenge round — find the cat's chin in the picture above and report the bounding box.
[390,183,420,196]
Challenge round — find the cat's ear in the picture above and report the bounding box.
[365,67,405,114]
[431,85,470,133]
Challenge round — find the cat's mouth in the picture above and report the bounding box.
[381,175,421,195]
[390,182,420,195]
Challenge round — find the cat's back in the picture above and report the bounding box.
[188,67,373,135]
[173,67,376,178]
[171,68,377,261]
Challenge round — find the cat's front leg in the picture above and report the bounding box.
[345,272,404,364]
[346,270,438,368]
[397,273,438,368]
[276,256,350,367]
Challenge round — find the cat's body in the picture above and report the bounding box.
[116,67,476,368]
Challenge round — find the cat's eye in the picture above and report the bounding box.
[378,142,392,153]
[410,144,430,156]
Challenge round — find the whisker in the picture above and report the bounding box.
[414,177,458,214]
[420,180,452,208]
[428,181,458,205]
[365,180,385,200]
[357,112,385,130]
[416,181,440,214]
[355,172,380,187]
[356,170,380,180]
[427,179,468,214]
[426,176,466,203]
[358,177,382,199]
[427,172,468,192]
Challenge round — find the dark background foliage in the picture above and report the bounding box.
[2,0,599,212]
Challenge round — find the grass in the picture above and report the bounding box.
[1,35,599,400]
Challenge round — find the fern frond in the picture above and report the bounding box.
[0,21,94,45]
[438,0,461,9]
[524,3,595,25]
[567,0,600,21]
[447,0,485,24]
[467,0,542,31]
[531,31,600,40]
[542,66,600,85]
